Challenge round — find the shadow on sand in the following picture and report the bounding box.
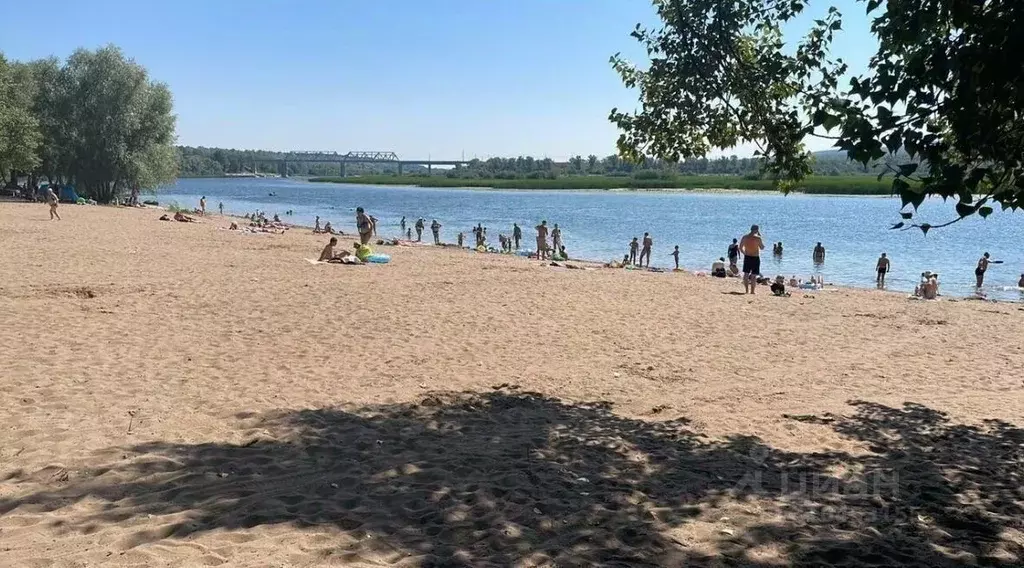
[1,389,1021,566]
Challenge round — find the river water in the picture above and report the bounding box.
[158,177,1024,301]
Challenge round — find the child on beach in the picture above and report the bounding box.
[670,245,680,270]
[629,237,639,265]
[457,233,464,247]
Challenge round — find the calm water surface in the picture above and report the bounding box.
[159,178,1024,301]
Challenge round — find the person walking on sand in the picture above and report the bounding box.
[430,219,442,244]
[535,220,550,260]
[551,224,563,253]
[199,196,207,216]
[47,187,61,220]
[639,232,653,267]
[356,207,373,245]
[513,223,522,250]
[975,252,1002,287]
[415,218,425,242]
[739,225,765,294]
[629,237,639,265]
[670,245,680,270]
[314,216,322,233]
[876,253,890,287]
[813,242,826,264]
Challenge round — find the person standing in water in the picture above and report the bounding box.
[975,252,1000,287]
[535,220,550,260]
[629,237,639,265]
[739,225,765,294]
[356,207,373,245]
[876,253,890,287]
[414,218,425,241]
[813,242,826,264]
[727,238,740,265]
[512,223,522,250]
[639,232,653,267]
[670,245,680,270]
[551,224,563,254]
[218,202,224,215]
[47,187,61,220]
[430,219,442,244]
[400,216,406,232]
[199,196,207,215]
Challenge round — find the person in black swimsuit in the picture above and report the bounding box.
[876,253,890,287]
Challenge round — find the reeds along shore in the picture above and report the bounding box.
[0,202,1022,567]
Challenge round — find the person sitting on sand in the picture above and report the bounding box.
[174,211,196,222]
[229,221,239,230]
[789,276,799,288]
[353,241,373,262]
[319,237,341,262]
[670,245,680,269]
[770,275,788,296]
[324,221,334,234]
[728,262,740,277]
[273,213,281,223]
[711,257,727,278]
[920,273,939,299]
[158,214,170,221]
[558,245,569,260]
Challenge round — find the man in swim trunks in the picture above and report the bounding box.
[535,220,549,260]
[551,224,563,253]
[739,224,764,294]
[512,223,522,250]
[639,232,653,267]
[876,253,890,287]
[430,219,442,244]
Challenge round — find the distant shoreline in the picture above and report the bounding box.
[307,174,895,195]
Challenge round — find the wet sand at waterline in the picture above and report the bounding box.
[1,202,1022,567]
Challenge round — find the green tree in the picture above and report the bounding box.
[569,155,584,173]
[0,55,42,184]
[60,46,177,202]
[611,0,1024,229]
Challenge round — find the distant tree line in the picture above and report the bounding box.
[0,46,177,202]
[442,151,881,180]
[177,147,429,178]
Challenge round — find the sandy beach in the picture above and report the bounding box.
[1,202,1022,567]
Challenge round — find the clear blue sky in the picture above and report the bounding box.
[2,0,875,161]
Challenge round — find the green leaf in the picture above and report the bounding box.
[898,163,918,177]
[979,206,993,218]
[900,211,913,219]
[919,223,931,235]
[890,222,905,230]
[955,201,976,217]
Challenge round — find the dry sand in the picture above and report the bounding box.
[0,202,1022,567]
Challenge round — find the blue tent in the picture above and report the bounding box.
[59,185,79,203]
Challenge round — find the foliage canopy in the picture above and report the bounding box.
[1,46,177,203]
[611,0,1024,230]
